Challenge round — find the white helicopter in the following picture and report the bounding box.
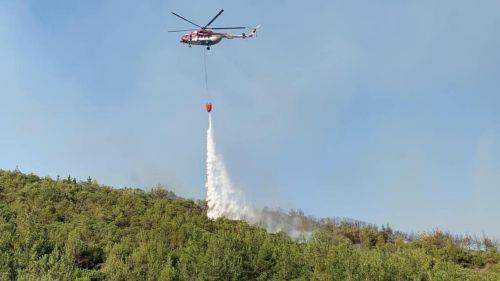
[169,9,259,50]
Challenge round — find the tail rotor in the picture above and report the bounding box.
[243,25,260,38]
[253,24,261,37]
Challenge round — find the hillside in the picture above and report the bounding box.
[0,170,499,280]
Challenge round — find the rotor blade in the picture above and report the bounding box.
[168,29,196,32]
[204,9,224,28]
[210,27,246,30]
[171,12,201,28]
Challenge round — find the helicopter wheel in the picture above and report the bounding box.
[206,46,210,50]
[188,45,191,48]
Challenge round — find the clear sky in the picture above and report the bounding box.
[1,1,499,237]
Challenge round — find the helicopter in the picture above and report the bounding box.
[168,9,259,50]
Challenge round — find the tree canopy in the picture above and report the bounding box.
[0,170,498,280]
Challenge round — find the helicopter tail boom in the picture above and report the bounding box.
[223,25,260,39]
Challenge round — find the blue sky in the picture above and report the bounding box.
[1,1,499,237]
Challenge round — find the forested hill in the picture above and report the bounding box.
[0,170,499,280]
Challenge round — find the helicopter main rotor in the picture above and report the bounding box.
[168,9,246,32]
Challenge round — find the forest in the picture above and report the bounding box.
[0,170,499,280]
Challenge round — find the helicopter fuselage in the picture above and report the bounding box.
[179,28,257,48]
[169,10,258,49]
[180,30,224,46]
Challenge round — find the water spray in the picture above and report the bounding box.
[205,114,255,221]
[205,114,312,239]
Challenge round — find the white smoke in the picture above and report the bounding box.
[205,115,312,239]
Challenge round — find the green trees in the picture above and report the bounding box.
[0,170,498,280]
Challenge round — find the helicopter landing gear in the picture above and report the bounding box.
[206,46,210,50]
[188,45,191,48]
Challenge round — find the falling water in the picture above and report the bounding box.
[205,114,312,239]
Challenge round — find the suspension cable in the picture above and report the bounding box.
[203,48,209,98]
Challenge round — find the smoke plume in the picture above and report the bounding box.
[205,115,312,239]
